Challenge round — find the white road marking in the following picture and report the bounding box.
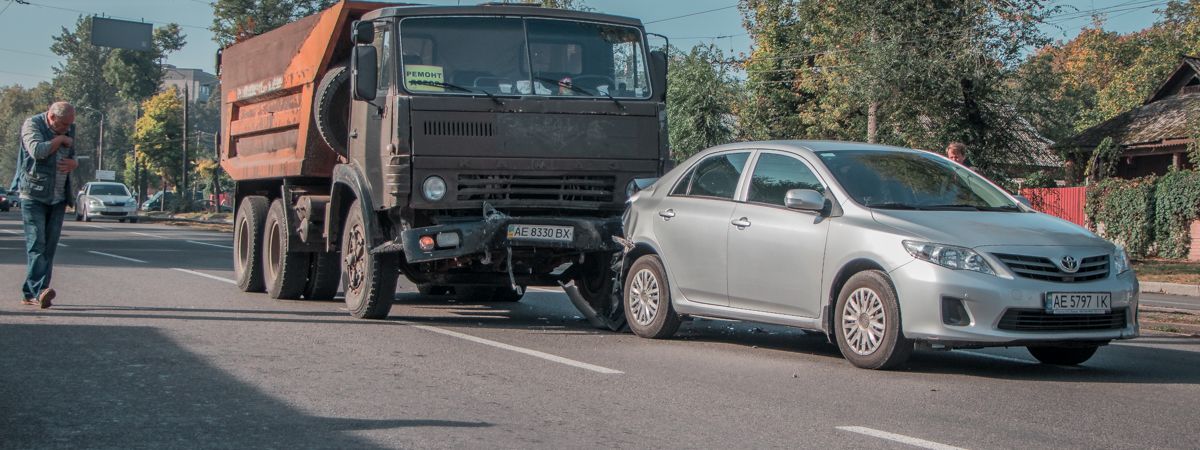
[837,426,966,450]
[529,287,562,293]
[399,320,623,375]
[957,350,1033,364]
[87,250,147,264]
[187,240,233,249]
[1,229,19,234]
[57,243,67,247]
[131,232,166,238]
[171,268,237,285]
[82,224,110,230]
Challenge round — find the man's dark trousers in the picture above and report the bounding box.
[21,199,65,300]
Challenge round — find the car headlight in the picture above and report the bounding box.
[902,240,995,275]
[422,176,447,202]
[1113,246,1131,274]
[88,199,102,207]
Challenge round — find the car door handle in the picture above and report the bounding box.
[658,209,676,220]
[731,217,751,228]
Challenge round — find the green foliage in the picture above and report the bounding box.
[1084,137,1121,182]
[1022,170,1057,189]
[211,0,339,46]
[667,44,736,161]
[1189,118,1200,167]
[133,88,186,189]
[1086,177,1157,258]
[1153,170,1200,259]
[0,83,57,188]
[104,24,188,102]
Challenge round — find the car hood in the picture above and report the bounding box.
[870,210,1109,249]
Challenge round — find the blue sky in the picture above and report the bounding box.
[0,0,1170,87]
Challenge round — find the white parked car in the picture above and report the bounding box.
[76,182,139,223]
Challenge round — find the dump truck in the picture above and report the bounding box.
[219,1,668,327]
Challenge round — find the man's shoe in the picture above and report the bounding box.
[20,299,37,306]
[37,288,55,309]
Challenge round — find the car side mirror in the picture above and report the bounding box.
[352,45,378,101]
[649,50,667,102]
[784,189,826,212]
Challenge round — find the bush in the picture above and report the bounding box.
[1086,176,1157,258]
[1153,170,1200,260]
[1022,170,1057,189]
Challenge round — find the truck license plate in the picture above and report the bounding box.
[1046,292,1111,314]
[506,224,574,243]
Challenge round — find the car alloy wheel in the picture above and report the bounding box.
[628,268,660,326]
[841,287,887,356]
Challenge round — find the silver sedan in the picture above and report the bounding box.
[621,141,1138,369]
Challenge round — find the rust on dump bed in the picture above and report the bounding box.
[219,1,408,181]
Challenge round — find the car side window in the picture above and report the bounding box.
[747,153,825,207]
[671,152,750,200]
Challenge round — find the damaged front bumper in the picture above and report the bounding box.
[374,215,624,263]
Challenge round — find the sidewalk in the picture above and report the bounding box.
[1141,281,1200,297]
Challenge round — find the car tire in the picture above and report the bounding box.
[119,219,126,223]
[834,270,913,370]
[303,251,341,301]
[340,199,398,319]
[263,199,308,299]
[417,284,452,296]
[129,218,138,224]
[234,196,269,293]
[624,255,681,339]
[1026,345,1099,365]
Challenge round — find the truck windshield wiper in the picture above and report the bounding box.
[532,77,624,110]
[410,80,503,106]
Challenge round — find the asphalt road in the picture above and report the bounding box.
[2,211,1199,449]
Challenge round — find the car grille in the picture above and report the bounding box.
[998,308,1127,332]
[455,174,615,203]
[992,253,1109,282]
[104,201,127,206]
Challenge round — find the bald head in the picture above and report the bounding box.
[47,102,75,134]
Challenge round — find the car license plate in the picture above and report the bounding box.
[506,224,574,243]
[1046,292,1111,314]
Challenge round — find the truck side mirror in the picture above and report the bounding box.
[650,50,667,101]
[352,45,378,101]
[351,20,374,45]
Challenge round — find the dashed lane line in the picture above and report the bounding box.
[131,232,166,238]
[171,268,237,284]
[165,269,623,375]
[186,240,233,249]
[87,250,148,264]
[81,224,110,230]
[836,426,967,450]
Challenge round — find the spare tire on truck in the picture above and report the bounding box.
[313,63,351,156]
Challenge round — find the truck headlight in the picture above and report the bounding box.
[903,241,995,276]
[422,176,447,202]
[1113,246,1131,274]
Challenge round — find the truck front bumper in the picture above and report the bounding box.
[382,216,623,263]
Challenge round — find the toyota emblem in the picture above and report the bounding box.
[1059,255,1079,273]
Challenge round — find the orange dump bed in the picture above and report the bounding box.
[219,1,399,181]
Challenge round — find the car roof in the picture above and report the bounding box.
[696,140,923,157]
[86,182,128,187]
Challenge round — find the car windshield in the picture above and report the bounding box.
[399,17,651,98]
[89,185,130,196]
[818,150,1019,211]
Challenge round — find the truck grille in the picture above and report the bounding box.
[423,120,493,137]
[998,308,1127,332]
[456,174,615,203]
[992,253,1108,282]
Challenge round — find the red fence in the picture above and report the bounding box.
[1020,186,1088,227]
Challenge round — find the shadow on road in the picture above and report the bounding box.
[0,324,490,449]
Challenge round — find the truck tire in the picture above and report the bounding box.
[341,199,398,319]
[234,196,269,292]
[573,251,625,330]
[314,64,350,156]
[263,199,308,299]
[304,251,341,300]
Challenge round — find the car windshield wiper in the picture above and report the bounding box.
[866,202,924,210]
[410,80,503,105]
[923,204,1022,212]
[531,76,624,110]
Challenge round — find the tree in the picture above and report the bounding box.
[133,88,187,191]
[0,83,57,188]
[211,0,339,46]
[667,44,736,161]
[104,23,188,102]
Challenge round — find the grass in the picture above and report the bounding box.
[1133,259,1200,285]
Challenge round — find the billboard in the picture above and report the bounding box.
[90,17,153,52]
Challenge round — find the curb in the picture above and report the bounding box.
[139,215,233,226]
[1140,281,1200,297]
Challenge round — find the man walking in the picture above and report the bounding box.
[16,102,78,308]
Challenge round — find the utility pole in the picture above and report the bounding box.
[181,84,189,211]
[213,131,221,212]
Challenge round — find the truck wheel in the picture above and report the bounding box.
[341,199,398,319]
[834,270,913,370]
[234,196,269,292]
[1026,345,1100,365]
[418,284,452,296]
[314,64,350,156]
[263,199,308,299]
[573,251,625,331]
[303,251,341,301]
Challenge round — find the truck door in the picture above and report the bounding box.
[349,21,395,209]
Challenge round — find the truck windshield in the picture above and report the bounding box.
[399,17,651,99]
